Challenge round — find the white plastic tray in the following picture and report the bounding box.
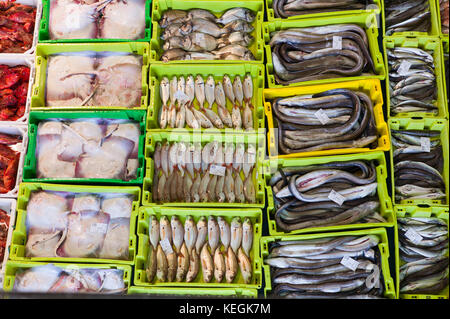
[0,54,35,125]
[0,124,28,198]
[0,198,17,290]
[0,0,42,55]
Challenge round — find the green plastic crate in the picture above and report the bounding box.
[30,42,149,110]
[3,261,132,292]
[147,63,265,133]
[9,182,140,265]
[22,110,146,185]
[142,131,266,208]
[38,0,152,43]
[128,286,258,298]
[394,206,449,299]
[134,206,263,289]
[383,36,448,119]
[388,118,449,207]
[150,0,265,64]
[382,0,440,37]
[265,0,381,22]
[260,227,397,299]
[264,151,395,236]
[263,13,386,88]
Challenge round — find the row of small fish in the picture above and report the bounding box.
[270,160,385,232]
[159,74,254,130]
[392,129,446,203]
[398,217,449,295]
[388,47,438,115]
[272,0,374,18]
[385,0,431,35]
[145,215,253,284]
[264,235,385,299]
[269,24,375,85]
[159,8,256,62]
[271,89,378,154]
[152,141,257,204]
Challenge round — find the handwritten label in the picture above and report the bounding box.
[341,256,360,271]
[160,238,174,255]
[314,109,331,125]
[210,164,226,176]
[420,137,431,152]
[332,36,342,50]
[405,228,423,244]
[397,61,412,75]
[328,189,345,206]
[89,223,108,234]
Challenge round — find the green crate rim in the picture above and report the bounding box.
[394,206,449,300]
[22,110,146,185]
[147,63,266,133]
[260,227,397,299]
[30,42,150,110]
[134,206,263,289]
[388,118,449,207]
[3,260,132,292]
[383,36,448,119]
[38,0,152,43]
[127,286,258,297]
[142,131,266,208]
[149,0,265,64]
[262,13,386,89]
[263,151,395,236]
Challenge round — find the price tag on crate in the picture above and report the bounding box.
[341,256,359,271]
[420,137,431,152]
[315,108,331,125]
[405,228,423,244]
[210,164,226,176]
[332,36,342,50]
[328,189,345,206]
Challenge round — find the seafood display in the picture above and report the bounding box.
[144,215,253,284]
[158,74,254,131]
[49,0,147,40]
[391,129,446,203]
[269,160,385,232]
[35,118,141,181]
[440,0,449,34]
[0,208,10,263]
[13,264,127,293]
[0,0,37,53]
[0,64,29,121]
[270,89,379,154]
[387,47,438,115]
[272,0,375,18]
[264,235,385,299]
[159,7,256,62]
[398,217,449,295]
[24,190,135,260]
[0,131,22,194]
[268,24,375,85]
[385,0,431,35]
[151,140,258,204]
[45,52,142,107]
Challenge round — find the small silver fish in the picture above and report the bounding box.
[243,170,256,204]
[192,107,214,128]
[233,75,244,107]
[196,216,208,254]
[190,173,202,203]
[242,217,253,257]
[205,75,215,109]
[217,216,231,250]
[234,173,245,203]
[149,215,160,249]
[233,143,245,172]
[230,217,242,254]
[224,167,236,203]
[160,215,172,245]
[223,75,235,104]
[214,247,225,283]
[194,75,205,108]
[215,175,226,203]
[208,216,220,253]
[184,215,197,254]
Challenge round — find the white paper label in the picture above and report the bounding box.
[405,228,423,244]
[89,223,108,234]
[314,109,331,125]
[332,36,342,50]
[328,189,346,206]
[397,61,412,75]
[210,164,226,176]
[420,137,431,152]
[160,238,174,255]
[341,256,360,271]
